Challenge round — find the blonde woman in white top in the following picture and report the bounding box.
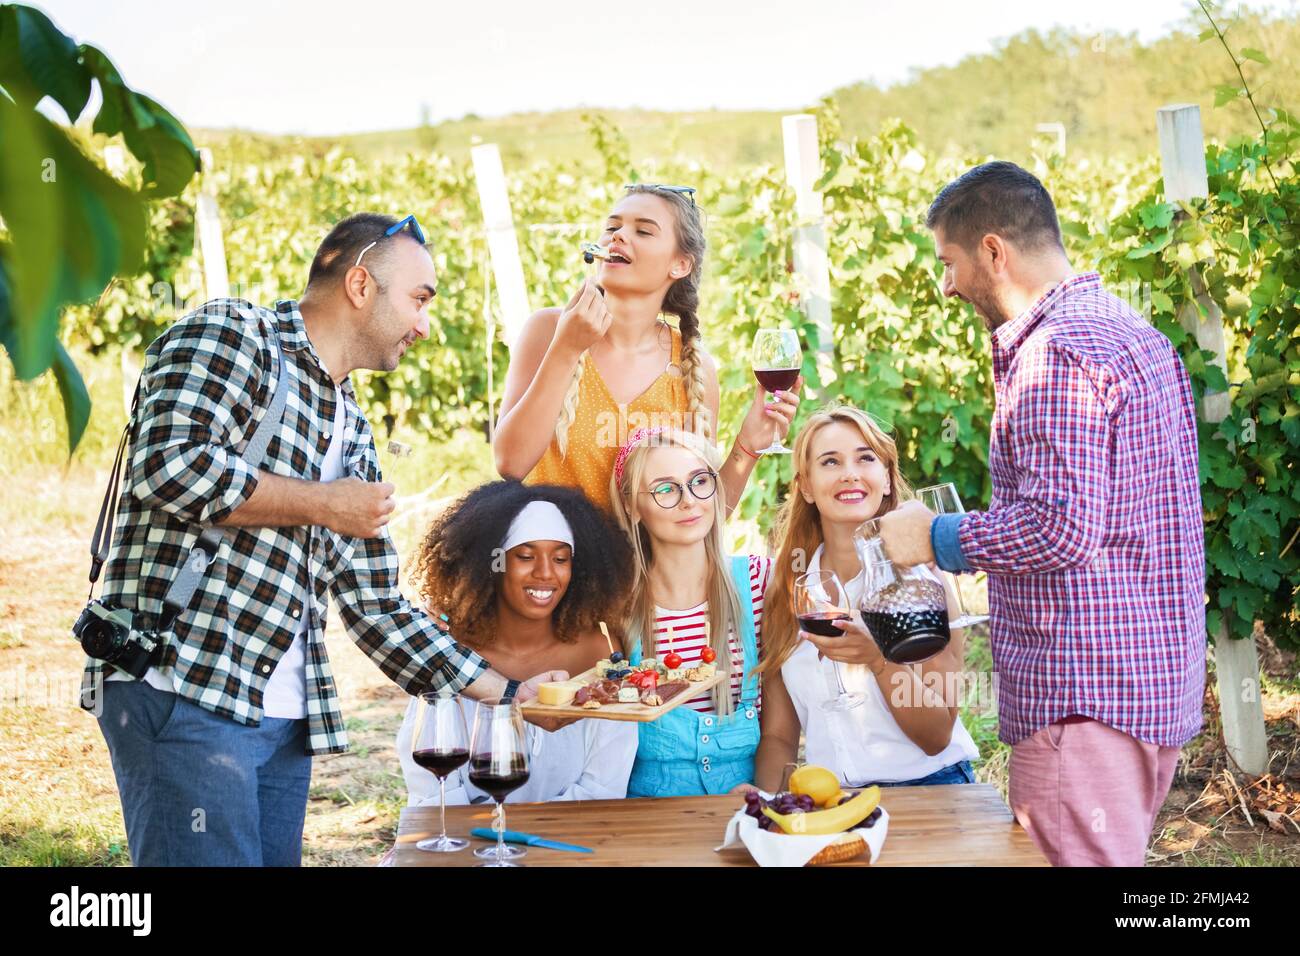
[748,405,979,792]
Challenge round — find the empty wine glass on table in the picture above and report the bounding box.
[468,697,532,866]
[751,328,801,455]
[410,691,470,853]
[916,482,990,629]
[795,569,865,712]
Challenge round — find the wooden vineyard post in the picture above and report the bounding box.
[195,148,230,301]
[471,144,531,352]
[782,114,835,395]
[1157,103,1268,776]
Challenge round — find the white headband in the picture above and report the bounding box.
[500,501,575,555]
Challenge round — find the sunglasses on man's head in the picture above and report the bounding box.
[625,183,697,207]
[354,214,428,268]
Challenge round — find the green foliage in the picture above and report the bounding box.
[55,24,1298,650]
[1091,121,1300,649]
[0,2,198,449]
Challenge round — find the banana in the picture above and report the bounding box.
[761,785,881,835]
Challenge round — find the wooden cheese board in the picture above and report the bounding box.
[519,664,727,723]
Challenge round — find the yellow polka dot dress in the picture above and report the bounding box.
[524,327,688,511]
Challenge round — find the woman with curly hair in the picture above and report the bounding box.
[493,183,801,512]
[395,480,638,805]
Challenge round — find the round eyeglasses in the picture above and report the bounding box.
[640,470,718,509]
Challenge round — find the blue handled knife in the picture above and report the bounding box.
[469,827,593,853]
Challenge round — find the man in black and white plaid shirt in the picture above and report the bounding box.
[83,213,564,866]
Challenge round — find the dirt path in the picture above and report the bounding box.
[0,467,410,866]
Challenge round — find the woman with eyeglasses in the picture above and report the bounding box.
[494,183,801,512]
[608,427,773,797]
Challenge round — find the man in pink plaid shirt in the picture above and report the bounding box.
[880,161,1206,866]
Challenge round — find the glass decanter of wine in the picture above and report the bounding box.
[854,517,952,665]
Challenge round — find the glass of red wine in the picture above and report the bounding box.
[751,328,801,455]
[469,697,531,866]
[795,570,865,712]
[411,691,470,853]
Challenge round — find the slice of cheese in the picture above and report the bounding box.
[537,682,578,706]
[617,686,640,703]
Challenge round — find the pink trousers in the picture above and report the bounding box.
[1008,717,1181,867]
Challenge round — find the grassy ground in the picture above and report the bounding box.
[1,350,1296,866]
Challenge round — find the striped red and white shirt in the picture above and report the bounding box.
[652,555,771,714]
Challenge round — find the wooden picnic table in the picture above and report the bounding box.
[391,783,1049,866]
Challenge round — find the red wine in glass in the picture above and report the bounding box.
[797,611,851,637]
[751,328,801,454]
[469,697,532,866]
[412,747,469,779]
[754,367,800,393]
[411,693,471,853]
[468,754,531,802]
[794,570,865,711]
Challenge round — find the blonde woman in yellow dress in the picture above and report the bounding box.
[494,184,800,511]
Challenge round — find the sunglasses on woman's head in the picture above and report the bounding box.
[625,183,697,207]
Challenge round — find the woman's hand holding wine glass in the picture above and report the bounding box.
[737,375,803,458]
[795,570,866,711]
[799,609,889,676]
[750,328,803,455]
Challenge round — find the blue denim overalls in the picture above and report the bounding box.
[626,555,760,797]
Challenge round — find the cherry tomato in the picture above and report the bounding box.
[699,647,717,664]
[663,651,683,670]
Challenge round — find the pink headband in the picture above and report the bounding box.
[613,426,670,486]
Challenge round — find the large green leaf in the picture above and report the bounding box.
[0,4,90,117]
[82,45,199,196]
[50,340,90,448]
[0,93,146,378]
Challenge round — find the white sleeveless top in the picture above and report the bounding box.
[780,545,979,785]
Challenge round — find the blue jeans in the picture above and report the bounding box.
[874,760,976,788]
[97,680,312,866]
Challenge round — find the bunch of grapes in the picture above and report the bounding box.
[741,790,884,831]
[742,790,814,830]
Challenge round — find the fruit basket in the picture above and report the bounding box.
[715,775,889,867]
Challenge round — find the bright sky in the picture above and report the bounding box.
[28,0,1283,135]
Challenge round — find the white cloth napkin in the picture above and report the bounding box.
[714,793,889,867]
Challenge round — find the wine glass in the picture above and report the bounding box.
[410,691,470,853]
[750,328,801,455]
[795,570,865,712]
[916,482,990,629]
[468,697,531,866]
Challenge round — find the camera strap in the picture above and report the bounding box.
[157,330,291,631]
[87,322,292,634]
[87,387,140,600]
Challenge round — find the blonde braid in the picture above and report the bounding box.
[622,184,711,443]
[677,317,712,440]
[553,356,586,459]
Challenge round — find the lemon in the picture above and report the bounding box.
[789,765,841,808]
